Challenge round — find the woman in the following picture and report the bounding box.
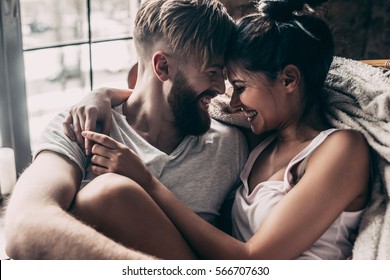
[65,0,370,259]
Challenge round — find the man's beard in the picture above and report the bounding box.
[168,71,212,136]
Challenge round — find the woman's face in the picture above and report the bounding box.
[227,64,291,135]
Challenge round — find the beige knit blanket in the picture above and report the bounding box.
[209,56,390,259]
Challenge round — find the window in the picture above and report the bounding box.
[0,0,140,174]
[23,0,140,146]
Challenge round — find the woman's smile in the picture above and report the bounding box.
[244,109,258,122]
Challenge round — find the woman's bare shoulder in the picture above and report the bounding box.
[303,129,371,182]
[319,129,370,158]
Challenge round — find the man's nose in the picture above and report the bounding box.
[214,70,226,95]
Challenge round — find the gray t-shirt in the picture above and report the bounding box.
[33,106,248,224]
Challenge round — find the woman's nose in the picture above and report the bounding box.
[229,91,242,112]
[230,91,242,112]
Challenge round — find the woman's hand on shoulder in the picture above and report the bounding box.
[63,87,131,155]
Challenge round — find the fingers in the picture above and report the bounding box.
[62,91,115,156]
[89,164,108,175]
[100,113,112,136]
[91,143,114,159]
[72,112,85,148]
[89,146,120,175]
[90,154,110,169]
[63,111,76,141]
[82,131,118,149]
[63,107,85,148]
[84,107,98,156]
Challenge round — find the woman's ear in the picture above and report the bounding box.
[281,64,301,93]
[152,52,170,81]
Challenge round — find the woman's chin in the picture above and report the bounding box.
[250,123,267,136]
[250,126,261,135]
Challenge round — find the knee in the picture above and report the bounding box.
[72,173,144,220]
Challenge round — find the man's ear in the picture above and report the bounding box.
[152,52,170,81]
[281,64,301,92]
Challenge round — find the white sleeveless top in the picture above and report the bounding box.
[231,129,364,259]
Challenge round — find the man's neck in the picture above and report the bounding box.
[122,87,184,155]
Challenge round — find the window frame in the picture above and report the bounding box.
[0,0,31,174]
[0,0,140,174]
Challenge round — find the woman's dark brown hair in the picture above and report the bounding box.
[227,0,334,121]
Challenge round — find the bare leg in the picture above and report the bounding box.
[71,173,196,259]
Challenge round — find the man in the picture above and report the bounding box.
[5,0,247,259]
[125,1,256,89]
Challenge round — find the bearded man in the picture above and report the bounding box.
[5,0,247,259]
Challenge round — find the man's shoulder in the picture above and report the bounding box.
[207,119,247,146]
[202,119,248,170]
[210,119,243,134]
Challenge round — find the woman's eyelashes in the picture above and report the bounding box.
[233,86,245,94]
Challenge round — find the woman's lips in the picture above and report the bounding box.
[244,110,258,122]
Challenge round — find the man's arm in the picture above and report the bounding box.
[4,151,154,259]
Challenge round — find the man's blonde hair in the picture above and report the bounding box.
[134,0,234,70]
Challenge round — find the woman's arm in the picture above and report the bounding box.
[151,130,370,259]
[63,87,132,155]
[244,130,371,259]
[82,130,370,259]
[81,131,249,259]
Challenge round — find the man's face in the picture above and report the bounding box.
[168,71,211,136]
[168,65,225,136]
